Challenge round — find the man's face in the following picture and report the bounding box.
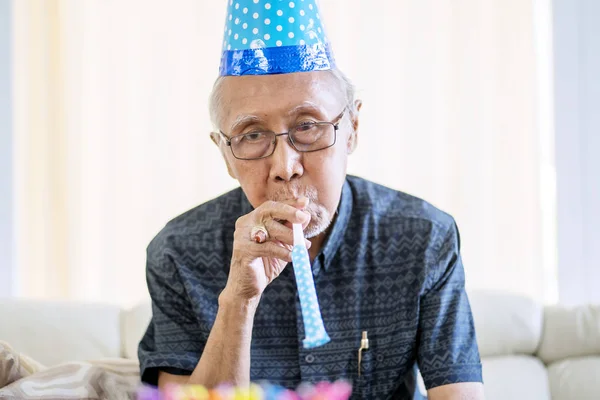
[215,71,357,238]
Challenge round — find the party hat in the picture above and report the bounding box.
[219,0,336,76]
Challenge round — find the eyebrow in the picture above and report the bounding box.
[286,102,327,117]
[229,115,262,133]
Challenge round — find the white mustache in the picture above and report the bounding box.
[270,185,318,202]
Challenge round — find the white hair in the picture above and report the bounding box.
[208,68,358,132]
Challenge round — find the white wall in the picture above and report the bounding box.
[553,0,600,305]
[12,0,555,306]
[0,0,13,296]
[325,0,553,303]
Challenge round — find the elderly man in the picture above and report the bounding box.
[138,1,484,399]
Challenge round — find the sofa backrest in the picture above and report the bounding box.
[1,292,598,368]
[121,301,152,360]
[537,303,600,364]
[0,298,122,366]
[469,291,544,358]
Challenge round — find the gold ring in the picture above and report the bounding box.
[250,225,269,244]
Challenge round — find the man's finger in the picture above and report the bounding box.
[263,219,312,248]
[258,201,310,226]
[248,241,292,262]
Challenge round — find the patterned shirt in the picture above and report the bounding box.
[138,175,483,399]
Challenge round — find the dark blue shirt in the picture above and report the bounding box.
[138,176,483,399]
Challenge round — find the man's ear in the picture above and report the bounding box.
[210,131,238,180]
[210,131,220,146]
[347,99,362,154]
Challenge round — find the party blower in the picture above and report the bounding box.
[291,224,330,348]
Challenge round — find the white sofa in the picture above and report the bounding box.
[1,291,599,399]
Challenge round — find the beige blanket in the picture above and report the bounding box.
[0,341,140,400]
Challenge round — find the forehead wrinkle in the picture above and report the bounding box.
[226,78,343,133]
[222,72,344,130]
[229,101,322,133]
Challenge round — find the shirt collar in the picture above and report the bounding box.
[239,187,254,216]
[315,178,352,276]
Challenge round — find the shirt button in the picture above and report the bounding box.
[377,354,384,362]
[305,354,315,363]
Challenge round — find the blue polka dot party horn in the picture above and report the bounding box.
[219,0,335,76]
[291,223,331,348]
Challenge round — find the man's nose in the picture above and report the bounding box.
[269,136,304,182]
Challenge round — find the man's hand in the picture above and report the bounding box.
[161,197,312,389]
[222,197,311,302]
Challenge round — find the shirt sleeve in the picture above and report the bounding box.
[138,239,207,385]
[417,219,483,390]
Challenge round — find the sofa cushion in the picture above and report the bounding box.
[547,357,600,400]
[537,304,600,364]
[0,359,140,400]
[0,299,122,366]
[481,355,550,400]
[469,291,543,357]
[121,302,152,360]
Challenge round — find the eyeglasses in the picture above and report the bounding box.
[218,108,347,160]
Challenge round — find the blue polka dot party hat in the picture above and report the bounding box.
[219,0,336,76]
